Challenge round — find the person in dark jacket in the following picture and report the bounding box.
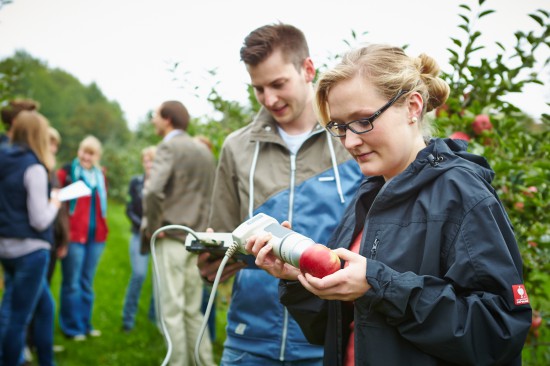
[121,146,156,332]
[246,44,532,365]
[0,110,60,366]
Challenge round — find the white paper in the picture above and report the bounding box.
[56,180,92,202]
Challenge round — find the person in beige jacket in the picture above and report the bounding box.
[142,100,216,366]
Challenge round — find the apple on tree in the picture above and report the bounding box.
[472,114,493,135]
[449,131,471,142]
[299,243,341,279]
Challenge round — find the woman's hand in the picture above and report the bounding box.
[49,188,62,209]
[297,248,371,301]
[245,221,301,281]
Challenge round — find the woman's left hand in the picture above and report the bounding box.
[297,248,371,301]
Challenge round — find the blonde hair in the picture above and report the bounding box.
[78,135,102,166]
[141,145,157,161]
[193,135,213,152]
[315,44,450,139]
[10,110,55,171]
[48,126,61,145]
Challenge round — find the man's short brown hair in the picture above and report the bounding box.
[160,100,190,131]
[240,23,310,71]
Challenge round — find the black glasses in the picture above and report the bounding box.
[325,89,409,137]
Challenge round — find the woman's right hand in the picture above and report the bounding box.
[49,188,62,209]
[245,221,301,281]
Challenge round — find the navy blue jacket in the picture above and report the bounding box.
[281,138,531,365]
[126,174,144,234]
[0,144,53,244]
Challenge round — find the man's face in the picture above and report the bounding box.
[246,49,313,127]
[151,107,169,137]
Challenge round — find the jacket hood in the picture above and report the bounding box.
[368,138,495,208]
[0,144,35,177]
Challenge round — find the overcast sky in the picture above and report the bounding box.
[1,0,548,129]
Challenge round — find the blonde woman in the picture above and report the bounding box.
[58,135,108,340]
[0,111,60,366]
[249,44,531,365]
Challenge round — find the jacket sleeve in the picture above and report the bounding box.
[125,177,141,228]
[363,196,531,365]
[143,143,172,234]
[207,140,242,232]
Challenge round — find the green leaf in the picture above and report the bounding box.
[459,14,470,24]
[495,41,506,51]
[459,4,471,11]
[451,38,462,47]
[528,14,544,26]
[459,24,469,33]
[470,46,485,53]
[446,48,459,59]
[479,10,495,19]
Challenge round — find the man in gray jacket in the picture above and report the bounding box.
[142,100,216,366]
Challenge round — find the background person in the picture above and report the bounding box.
[142,100,216,366]
[197,23,363,366]
[58,135,108,341]
[0,99,40,145]
[26,126,71,361]
[0,110,60,366]
[249,44,532,365]
[121,146,157,332]
[46,126,69,281]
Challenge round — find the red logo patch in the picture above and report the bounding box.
[512,284,529,305]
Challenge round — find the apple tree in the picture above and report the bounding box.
[433,1,550,362]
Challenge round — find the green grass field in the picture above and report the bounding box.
[33,200,228,365]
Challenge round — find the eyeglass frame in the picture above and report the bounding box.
[325,89,409,138]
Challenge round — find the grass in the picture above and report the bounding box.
[26,200,229,365]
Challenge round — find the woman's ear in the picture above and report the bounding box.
[407,92,424,121]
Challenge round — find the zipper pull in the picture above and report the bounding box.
[370,238,379,259]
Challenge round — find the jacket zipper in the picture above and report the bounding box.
[370,237,380,259]
[279,153,297,360]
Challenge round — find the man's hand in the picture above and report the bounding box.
[197,252,246,283]
[196,227,246,283]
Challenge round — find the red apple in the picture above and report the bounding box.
[523,186,538,198]
[472,114,493,135]
[528,241,538,248]
[299,244,341,278]
[531,314,543,329]
[449,131,471,142]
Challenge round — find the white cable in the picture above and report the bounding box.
[193,242,240,366]
[150,225,201,366]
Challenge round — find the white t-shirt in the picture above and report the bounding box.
[277,126,311,155]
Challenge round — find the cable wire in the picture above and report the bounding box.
[193,241,240,366]
[150,225,201,366]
